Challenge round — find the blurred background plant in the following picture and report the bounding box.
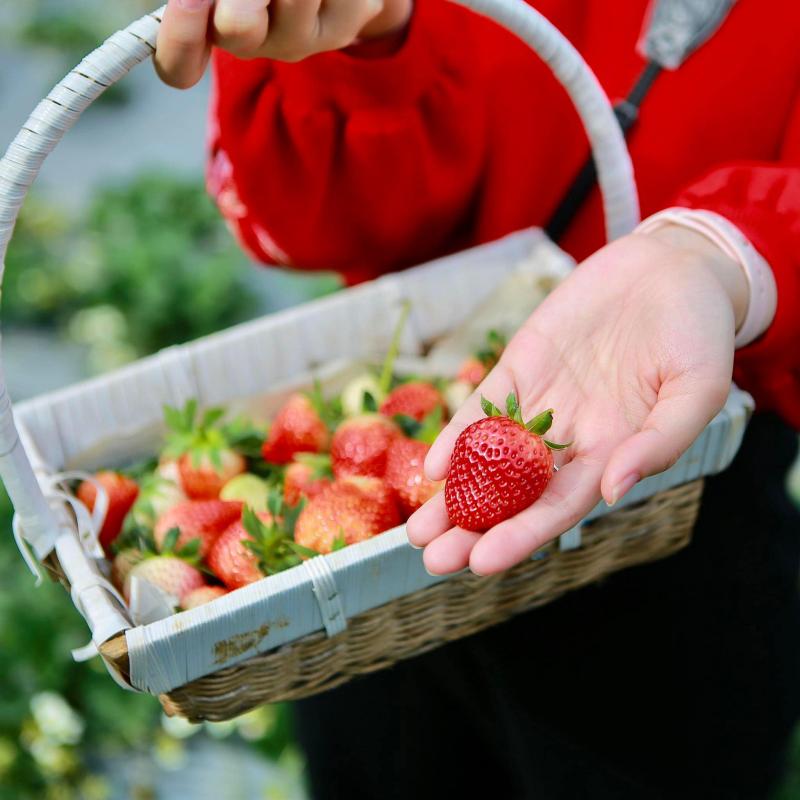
[0,1,799,799]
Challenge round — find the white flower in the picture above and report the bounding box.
[30,692,84,746]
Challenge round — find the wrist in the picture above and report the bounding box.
[634,208,777,348]
[643,223,749,330]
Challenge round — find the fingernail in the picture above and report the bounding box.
[607,473,640,507]
[408,540,422,550]
[178,0,208,10]
[424,566,443,577]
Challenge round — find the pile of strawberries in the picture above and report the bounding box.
[76,327,506,615]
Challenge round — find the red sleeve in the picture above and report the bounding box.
[207,0,585,285]
[208,0,493,284]
[673,92,800,429]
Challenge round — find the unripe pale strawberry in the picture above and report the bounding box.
[124,556,205,605]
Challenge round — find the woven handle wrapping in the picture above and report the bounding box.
[0,1,639,562]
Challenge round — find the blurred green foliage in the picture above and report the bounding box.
[8,0,154,106]
[0,483,299,800]
[4,175,258,372]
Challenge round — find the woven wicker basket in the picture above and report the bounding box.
[0,2,749,721]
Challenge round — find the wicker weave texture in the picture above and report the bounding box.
[154,480,703,722]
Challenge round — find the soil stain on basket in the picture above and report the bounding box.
[213,619,289,664]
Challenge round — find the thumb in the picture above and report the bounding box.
[600,375,730,505]
[155,0,213,90]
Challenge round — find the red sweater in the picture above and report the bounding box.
[208,0,800,429]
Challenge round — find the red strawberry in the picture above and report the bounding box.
[154,499,243,558]
[284,454,333,507]
[261,394,329,465]
[111,548,146,592]
[385,437,443,517]
[457,358,487,386]
[456,330,507,387]
[206,515,268,590]
[163,401,247,500]
[77,471,139,555]
[294,477,401,554]
[208,497,308,589]
[380,381,444,423]
[331,415,399,479]
[445,394,568,532]
[178,450,246,501]
[339,475,398,518]
[123,556,205,604]
[181,585,228,610]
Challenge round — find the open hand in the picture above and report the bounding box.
[155,0,413,88]
[407,227,748,576]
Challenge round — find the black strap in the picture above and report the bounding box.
[544,60,662,242]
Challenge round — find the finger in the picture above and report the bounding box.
[425,364,516,481]
[261,0,321,59]
[600,376,729,505]
[469,454,604,575]
[406,491,450,548]
[213,0,270,57]
[316,0,382,50]
[155,0,213,89]
[423,528,481,575]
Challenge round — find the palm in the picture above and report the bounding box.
[407,234,737,575]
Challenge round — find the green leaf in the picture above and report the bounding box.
[332,533,347,552]
[162,527,180,554]
[393,413,421,438]
[267,487,284,520]
[201,407,225,429]
[287,541,319,559]
[480,396,503,418]
[544,439,572,451]
[505,393,523,424]
[163,404,185,433]
[183,399,198,430]
[242,505,268,541]
[526,409,554,436]
[363,391,378,413]
[417,407,443,445]
[178,538,201,561]
[209,447,223,472]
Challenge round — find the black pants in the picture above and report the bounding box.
[294,414,800,799]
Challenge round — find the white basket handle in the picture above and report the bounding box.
[0,2,639,561]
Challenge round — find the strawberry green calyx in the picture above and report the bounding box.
[158,526,202,565]
[480,393,571,452]
[476,329,507,368]
[241,489,316,575]
[393,407,443,445]
[294,452,334,480]
[163,399,235,468]
[306,379,343,432]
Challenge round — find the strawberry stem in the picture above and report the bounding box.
[379,301,411,397]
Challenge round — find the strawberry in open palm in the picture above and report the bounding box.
[163,400,246,500]
[408,232,741,576]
